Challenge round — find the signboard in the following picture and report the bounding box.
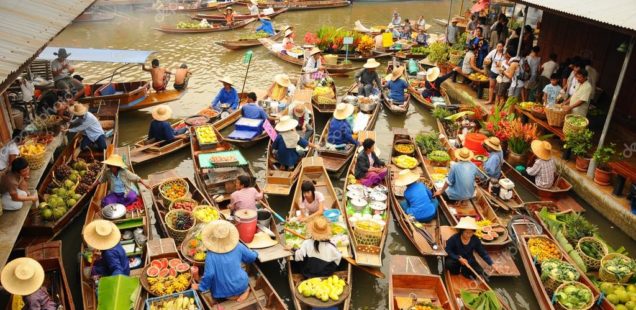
[343,36,354,45]
[263,120,278,141]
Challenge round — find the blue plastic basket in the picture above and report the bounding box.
[144,289,203,310]
[323,209,341,222]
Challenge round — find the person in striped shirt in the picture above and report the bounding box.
[525,140,556,189]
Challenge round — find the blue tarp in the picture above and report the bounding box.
[37,47,154,64]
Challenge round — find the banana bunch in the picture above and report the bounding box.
[149,294,196,310]
[297,275,347,302]
[149,273,191,296]
[19,142,45,156]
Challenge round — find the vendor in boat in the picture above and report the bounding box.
[224,7,235,26]
[446,217,502,279]
[193,220,258,302]
[0,158,38,211]
[354,138,387,187]
[327,104,359,150]
[419,66,458,101]
[383,66,417,105]
[241,92,269,122]
[287,100,314,140]
[99,153,150,207]
[303,48,326,81]
[297,180,326,221]
[211,76,240,111]
[1,257,57,310]
[281,29,295,52]
[482,137,503,179]
[83,219,130,277]
[148,105,188,146]
[355,58,382,97]
[255,16,275,36]
[142,58,173,92]
[247,0,259,15]
[265,73,294,103]
[51,48,84,101]
[0,129,21,173]
[65,104,107,152]
[395,169,438,222]
[174,63,191,91]
[434,148,486,202]
[390,10,401,26]
[522,140,556,189]
[272,116,318,170]
[229,175,263,213]
[415,27,429,46]
[294,216,342,278]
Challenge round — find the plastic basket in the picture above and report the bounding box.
[168,197,199,212]
[563,114,589,137]
[352,220,382,253]
[575,237,608,270]
[546,106,567,127]
[600,253,634,283]
[165,210,196,244]
[159,178,190,207]
[145,289,203,309]
[554,281,595,310]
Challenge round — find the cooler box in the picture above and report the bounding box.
[198,150,248,169]
[229,117,264,140]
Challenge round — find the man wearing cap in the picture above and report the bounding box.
[445,216,501,279]
[211,77,240,111]
[434,148,486,201]
[51,48,84,98]
[255,16,275,36]
[303,47,325,81]
[65,104,107,152]
[395,169,438,222]
[327,104,359,150]
[483,137,503,179]
[1,257,57,310]
[84,219,130,277]
[524,140,556,189]
[355,59,383,97]
[100,153,150,207]
[288,100,313,140]
[384,66,417,104]
[272,116,318,170]
[446,18,459,45]
[148,105,188,146]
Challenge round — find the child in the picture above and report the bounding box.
[542,74,562,107]
[142,59,173,92]
[174,64,191,91]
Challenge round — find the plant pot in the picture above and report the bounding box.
[562,148,572,161]
[593,167,612,186]
[506,150,528,168]
[575,156,591,172]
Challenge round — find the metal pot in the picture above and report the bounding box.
[359,102,377,113]
[102,203,126,220]
[342,95,358,105]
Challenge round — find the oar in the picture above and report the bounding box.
[409,217,439,250]
[259,200,286,223]
[480,188,510,211]
[464,262,509,309]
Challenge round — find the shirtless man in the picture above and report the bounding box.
[174,64,191,91]
[142,59,173,92]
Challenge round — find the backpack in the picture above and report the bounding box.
[511,58,531,82]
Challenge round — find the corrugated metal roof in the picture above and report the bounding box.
[0,0,95,89]
[514,0,636,34]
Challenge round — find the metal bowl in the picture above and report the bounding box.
[369,201,387,211]
[350,198,368,211]
[346,191,365,200]
[102,203,126,220]
[374,185,388,193]
[369,191,387,202]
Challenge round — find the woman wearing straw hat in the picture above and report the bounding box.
[287,100,314,140]
[354,138,387,187]
[272,116,318,170]
[99,153,150,207]
[355,58,383,97]
[255,15,275,36]
[1,257,57,310]
[303,47,326,81]
[293,216,342,278]
[265,73,294,103]
[445,216,501,279]
[192,220,258,302]
[482,136,504,179]
[282,29,295,52]
[419,66,458,102]
[383,66,417,105]
[223,6,235,25]
[522,140,556,189]
[210,76,240,112]
[433,148,486,202]
[83,219,130,277]
[0,158,38,211]
[326,103,358,150]
[64,104,107,152]
[394,169,438,222]
[148,105,188,146]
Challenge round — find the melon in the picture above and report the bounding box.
[169,268,177,277]
[176,263,190,273]
[150,260,163,269]
[159,268,170,278]
[160,258,169,269]
[146,266,160,277]
[168,258,182,268]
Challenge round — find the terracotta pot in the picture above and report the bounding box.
[593,167,612,186]
[575,156,591,172]
[506,150,528,167]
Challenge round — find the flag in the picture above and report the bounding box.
[243,50,253,64]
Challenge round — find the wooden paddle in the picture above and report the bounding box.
[480,188,510,211]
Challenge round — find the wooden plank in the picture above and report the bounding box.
[390,255,430,275]
[254,244,292,263]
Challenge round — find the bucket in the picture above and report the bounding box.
[235,209,257,243]
[464,132,488,156]
[257,209,272,228]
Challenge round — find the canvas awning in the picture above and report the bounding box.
[38,47,155,64]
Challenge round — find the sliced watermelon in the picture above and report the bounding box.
[482,234,494,241]
[169,268,177,277]
[481,226,492,233]
[489,231,499,238]
[159,268,170,278]
[492,226,505,233]
[146,266,160,277]
[176,263,190,273]
[160,258,169,269]
[168,258,182,268]
[150,260,163,269]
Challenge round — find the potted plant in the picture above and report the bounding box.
[429,150,451,167]
[506,118,538,167]
[563,129,593,171]
[592,143,616,185]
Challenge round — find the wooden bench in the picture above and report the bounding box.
[452,69,489,99]
[608,161,636,196]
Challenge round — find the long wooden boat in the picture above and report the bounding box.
[259,38,360,74]
[404,70,434,109]
[129,120,190,165]
[154,18,257,34]
[20,241,75,310]
[216,28,286,50]
[140,1,232,12]
[241,0,351,11]
[75,11,115,22]
[285,157,353,310]
[213,106,269,148]
[192,8,288,21]
[79,146,149,310]
[16,101,119,250]
[388,128,446,256]
[389,255,454,310]
[381,88,410,114]
[79,82,185,112]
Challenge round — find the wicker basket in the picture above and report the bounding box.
[169,197,198,212]
[393,141,415,155]
[352,220,382,249]
[546,106,567,127]
[554,281,595,310]
[600,253,634,283]
[314,95,336,105]
[563,114,589,137]
[576,237,608,270]
[159,178,190,207]
[191,205,221,224]
[542,260,579,293]
[19,142,47,170]
[165,210,196,244]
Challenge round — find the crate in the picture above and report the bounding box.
[145,289,203,309]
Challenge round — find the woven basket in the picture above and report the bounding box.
[314,95,336,105]
[393,142,415,155]
[19,142,47,170]
[542,260,579,293]
[528,236,563,263]
[600,253,634,283]
[576,237,608,270]
[165,210,196,244]
[169,197,198,212]
[546,106,567,127]
[352,220,382,250]
[563,114,589,137]
[191,205,221,224]
[554,281,595,310]
[159,178,190,207]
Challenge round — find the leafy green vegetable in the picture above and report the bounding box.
[97,275,140,310]
[563,129,593,157]
[428,150,450,163]
[559,213,597,244]
[431,107,451,120]
[556,283,592,310]
[415,132,444,155]
[541,259,580,282]
[460,290,502,310]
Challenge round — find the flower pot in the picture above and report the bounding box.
[506,150,528,168]
[575,156,591,172]
[593,167,612,186]
[562,148,572,161]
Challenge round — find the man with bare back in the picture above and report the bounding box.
[142,59,173,92]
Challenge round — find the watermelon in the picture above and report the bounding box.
[176,263,190,273]
[150,260,163,269]
[481,226,492,233]
[159,268,170,278]
[160,258,169,269]
[489,231,499,238]
[146,266,160,277]
[169,268,177,277]
[482,234,494,241]
[492,226,505,233]
[168,258,181,268]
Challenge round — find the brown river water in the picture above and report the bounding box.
[46,2,636,309]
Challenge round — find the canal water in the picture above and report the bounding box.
[48,2,636,309]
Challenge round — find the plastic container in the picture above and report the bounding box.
[323,209,341,222]
[464,132,488,156]
[234,209,257,243]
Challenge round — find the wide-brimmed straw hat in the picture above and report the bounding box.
[426,67,441,82]
[531,140,552,160]
[363,58,381,69]
[454,216,479,230]
[275,115,298,132]
[1,258,45,296]
[70,104,88,116]
[291,101,306,117]
[102,154,127,169]
[386,66,405,81]
[274,73,291,87]
[284,29,293,37]
[219,76,234,85]
[83,219,121,250]
[54,48,71,58]
[152,105,172,121]
[451,17,460,23]
[309,47,321,56]
[483,136,502,151]
[246,232,278,249]
[225,6,233,11]
[250,0,258,5]
[333,103,354,120]
[454,148,474,161]
[394,169,420,186]
[308,216,332,241]
[201,220,240,254]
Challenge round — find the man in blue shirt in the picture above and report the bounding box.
[384,66,416,104]
[65,104,107,151]
[211,76,240,111]
[272,116,318,170]
[255,16,275,36]
[327,103,359,149]
[241,92,268,120]
[482,137,503,179]
[148,105,187,146]
[395,169,438,222]
[434,148,486,201]
[84,220,131,277]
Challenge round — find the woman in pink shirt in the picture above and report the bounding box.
[229,175,263,213]
[298,181,326,221]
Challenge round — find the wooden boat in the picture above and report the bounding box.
[310,81,340,114]
[142,1,232,12]
[314,102,381,175]
[345,50,393,62]
[403,70,434,109]
[19,241,75,310]
[79,146,149,310]
[381,88,410,114]
[192,8,288,21]
[216,28,286,50]
[75,10,115,22]
[259,38,360,74]
[387,128,446,256]
[129,120,190,165]
[243,0,351,11]
[79,82,185,112]
[389,255,453,310]
[285,157,352,309]
[16,101,119,250]
[155,18,257,34]
[213,105,269,148]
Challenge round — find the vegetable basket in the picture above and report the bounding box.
[546,106,567,127]
[393,140,415,155]
[563,114,589,137]
[600,253,634,283]
[575,237,608,270]
[352,220,382,254]
[191,205,220,224]
[145,289,203,309]
[159,178,190,207]
[554,281,594,310]
[541,260,580,293]
[165,209,196,244]
[169,197,199,212]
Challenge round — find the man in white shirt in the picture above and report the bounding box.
[563,69,592,116]
[0,130,21,172]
